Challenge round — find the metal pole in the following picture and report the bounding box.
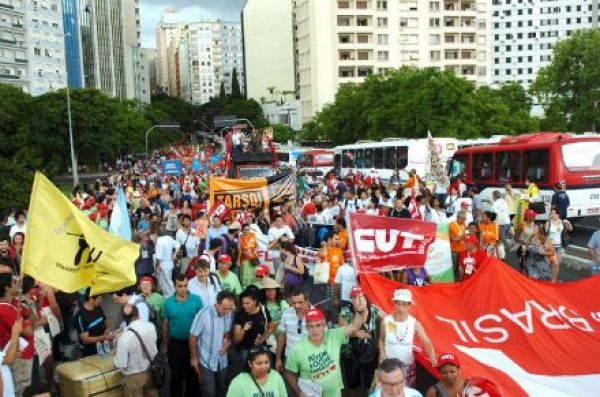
[66,83,79,186]
[145,125,157,157]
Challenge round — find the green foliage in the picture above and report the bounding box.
[271,124,295,143]
[531,29,600,132]
[231,67,242,99]
[299,120,327,141]
[219,81,226,98]
[200,97,267,128]
[313,67,539,143]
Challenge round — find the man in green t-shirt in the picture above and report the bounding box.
[215,254,242,295]
[285,306,366,397]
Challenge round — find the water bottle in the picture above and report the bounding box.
[103,340,112,354]
[96,341,105,356]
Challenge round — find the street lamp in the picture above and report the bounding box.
[145,124,180,156]
[63,32,79,186]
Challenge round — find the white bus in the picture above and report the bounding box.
[333,137,458,181]
[275,145,310,168]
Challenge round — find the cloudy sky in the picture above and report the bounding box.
[139,0,245,48]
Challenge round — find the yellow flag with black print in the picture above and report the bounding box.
[21,172,138,295]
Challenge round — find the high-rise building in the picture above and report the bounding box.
[139,47,154,102]
[491,0,599,89]
[27,0,67,96]
[62,0,83,88]
[242,0,296,103]
[295,0,491,122]
[155,8,179,94]
[122,0,142,100]
[0,0,29,93]
[177,20,244,105]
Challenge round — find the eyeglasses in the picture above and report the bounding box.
[297,319,303,334]
[379,378,405,388]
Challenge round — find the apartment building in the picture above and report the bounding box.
[0,0,29,92]
[155,8,179,94]
[491,0,599,88]
[295,0,491,121]
[177,20,244,105]
[138,47,153,103]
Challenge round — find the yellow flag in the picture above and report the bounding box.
[21,172,139,295]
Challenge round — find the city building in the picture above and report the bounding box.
[0,0,29,92]
[295,0,491,122]
[139,47,154,102]
[177,20,244,105]
[154,8,179,94]
[62,0,83,88]
[26,0,67,95]
[491,0,599,89]
[122,0,142,101]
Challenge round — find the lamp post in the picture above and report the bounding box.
[145,124,180,156]
[63,32,79,187]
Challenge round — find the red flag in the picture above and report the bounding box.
[347,213,436,272]
[409,191,421,219]
[209,200,230,221]
[360,258,600,397]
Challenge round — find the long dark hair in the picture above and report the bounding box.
[260,287,284,307]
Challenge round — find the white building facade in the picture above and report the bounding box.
[295,0,491,122]
[177,20,243,105]
[491,0,599,89]
[155,8,179,94]
[0,0,29,92]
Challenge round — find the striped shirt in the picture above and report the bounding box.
[277,307,308,357]
[189,305,233,371]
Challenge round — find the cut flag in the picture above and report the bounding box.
[359,258,600,397]
[21,172,138,295]
[109,186,132,241]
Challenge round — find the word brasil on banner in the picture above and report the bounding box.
[359,257,600,397]
[348,212,437,272]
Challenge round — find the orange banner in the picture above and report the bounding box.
[360,258,600,397]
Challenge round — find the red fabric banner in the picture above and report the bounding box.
[348,213,436,272]
[359,257,600,397]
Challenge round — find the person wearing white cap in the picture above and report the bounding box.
[378,289,436,388]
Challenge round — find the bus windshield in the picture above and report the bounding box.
[562,142,600,172]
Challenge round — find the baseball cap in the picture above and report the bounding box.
[305,308,325,323]
[524,209,537,219]
[218,254,232,263]
[464,235,479,246]
[255,264,270,277]
[139,276,154,285]
[461,201,469,207]
[437,353,460,369]
[350,286,364,299]
[392,289,412,303]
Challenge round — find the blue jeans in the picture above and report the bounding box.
[200,365,228,397]
[499,224,511,241]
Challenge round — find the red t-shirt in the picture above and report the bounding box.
[459,249,488,281]
[0,301,18,349]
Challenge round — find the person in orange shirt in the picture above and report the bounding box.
[405,169,421,190]
[449,210,467,280]
[239,223,259,287]
[479,211,499,257]
[335,218,348,252]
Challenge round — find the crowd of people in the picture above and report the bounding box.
[0,143,592,397]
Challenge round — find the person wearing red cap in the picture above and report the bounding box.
[138,276,164,343]
[458,235,487,282]
[338,286,382,397]
[215,254,242,295]
[425,353,466,397]
[285,299,367,397]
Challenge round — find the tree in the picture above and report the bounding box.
[271,124,295,143]
[231,67,242,99]
[219,81,226,98]
[530,29,600,132]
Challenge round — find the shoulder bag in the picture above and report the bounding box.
[128,328,166,389]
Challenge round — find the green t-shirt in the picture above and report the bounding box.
[285,327,348,397]
[266,300,289,323]
[226,370,287,397]
[216,271,242,295]
[145,292,165,329]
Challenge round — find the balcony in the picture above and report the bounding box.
[444,50,459,60]
[461,33,475,43]
[460,17,476,28]
[339,67,356,78]
[339,34,354,44]
[338,0,350,8]
[339,50,355,61]
[0,3,15,10]
[461,65,475,75]
[356,0,370,9]
[337,16,352,27]
[444,34,457,43]
[356,16,372,27]
[0,73,19,79]
[461,50,476,59]
[444,17,458,27]
[444,1,458,11]
[0,37,16,44]
[357,66,373,77]
[14,58,27,63]
[356,33,372,44]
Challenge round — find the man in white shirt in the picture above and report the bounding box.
[334,261,357,308]
[491,190,511,241]
[370,358,423,397]
[112,286,150,323]
[113,304,158,397]
[268,214,295,270]
[187,259,222,307]
[154,231,180,296]
[9,210,26,239]
[275,287,309,373]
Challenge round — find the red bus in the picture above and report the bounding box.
[447,132,600,219]
[297,149,335,174]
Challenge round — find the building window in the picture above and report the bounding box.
[377,17,388,27]
[377,50,389,61]
[377,34,388,44]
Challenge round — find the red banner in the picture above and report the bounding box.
[360,258,600,397]
[348,213,436,272]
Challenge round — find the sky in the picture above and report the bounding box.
[139,0,245,48]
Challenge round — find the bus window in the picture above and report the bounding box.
[524,150,549,182]
[384,147,396,169]
[342,150,355,167]
[363,149,374,169]
[473,153,494,181]
[397,146,408,169]
[355,149,364,168]
[334,154,342,170]
[278,152,290,162]
[449,155,467,178]
[374,148,384,169]
[562,142,600,171]
[496,151,522,183]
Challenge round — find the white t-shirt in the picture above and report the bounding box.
[370,387,423,397]
[188,275,221,308]
[155,235,180,267]
[175,229,200,258]
[334,263,357,302]
[491,199,510,226]
[453,198,473,224]
[0,344,15,397]
[9,223,26,239]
